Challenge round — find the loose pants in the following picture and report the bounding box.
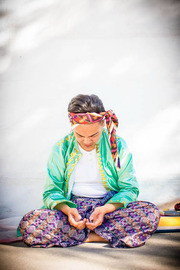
[18,192,160,248]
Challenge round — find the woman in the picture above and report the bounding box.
[17,94,160,248]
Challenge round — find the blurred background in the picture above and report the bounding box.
[0,0,180,222]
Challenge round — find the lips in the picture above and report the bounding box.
[83,143,94,148]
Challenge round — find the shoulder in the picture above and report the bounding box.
[116,135,129,151]
[116,135,132,161]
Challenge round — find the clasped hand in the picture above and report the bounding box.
[67,206,106,230]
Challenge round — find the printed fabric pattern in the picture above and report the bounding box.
[18,191,160,248]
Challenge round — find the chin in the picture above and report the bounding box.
[83,145,95,151]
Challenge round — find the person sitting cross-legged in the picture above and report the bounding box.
[17,94,160,248]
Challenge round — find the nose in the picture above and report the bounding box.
[83,137,92,145]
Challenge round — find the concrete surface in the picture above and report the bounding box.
[0,232,180,270]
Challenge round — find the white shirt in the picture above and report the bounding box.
[71,144,107,198]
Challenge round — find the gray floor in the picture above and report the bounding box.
[0,232,180,270]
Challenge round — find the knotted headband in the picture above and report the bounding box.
[68,110,120,169]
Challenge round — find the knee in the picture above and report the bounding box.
[127,201,161,224]
[18,209,52,234]
[140,201,160,218]
[128,200,160,212]
[18,208,59,246]
[138,201,161,231]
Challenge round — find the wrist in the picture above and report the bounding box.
[100,204,111,214]
[102,203,123,214]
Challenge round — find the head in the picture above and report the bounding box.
[68,94,105,151]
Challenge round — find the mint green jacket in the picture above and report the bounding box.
[42,129,139,210]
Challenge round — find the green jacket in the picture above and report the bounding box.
[42,128,139,210]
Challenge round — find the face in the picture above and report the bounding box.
[73,122,104,151]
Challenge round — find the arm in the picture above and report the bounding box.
[105,138,139,208]
[86,139,139,230]
[43,142,77,210]
[43,141,86,229]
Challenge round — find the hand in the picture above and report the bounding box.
[85,206,106,230]
[67,208,87,230]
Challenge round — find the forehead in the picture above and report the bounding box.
[74,122,102,135]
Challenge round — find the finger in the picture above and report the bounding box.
[69,214,79,227]
[73,213,82,222]
[77,218,86,225]
[82,218,87,224]
[71,209,82,221]
[89,218,94,223]
[93,217,103,226]
[93,214,103,223]
[77,224,86,230]
[86,224,91,230]
[86,218,97,224]
[74,219,86,226]
[76,220,86,230]
[89,211,102,223]
[86,220,96,229]
[89,213,95,222]
[85,223,92,230]
[86,218,102,229]
[89,214,95,223]
[85,219,91,225]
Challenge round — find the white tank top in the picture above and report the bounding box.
[71,144,107,198]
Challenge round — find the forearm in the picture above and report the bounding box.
[54,202,70,215]
[102,202,124,214]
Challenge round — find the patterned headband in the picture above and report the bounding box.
[68,110,120,169]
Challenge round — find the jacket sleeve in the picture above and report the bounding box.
[43,142,77,209]
[106,138,139,208]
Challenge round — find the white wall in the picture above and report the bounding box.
[0,0,180,218]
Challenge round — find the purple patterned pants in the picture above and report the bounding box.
[18,192,160,248]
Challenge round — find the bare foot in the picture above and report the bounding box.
[84,232,108,243]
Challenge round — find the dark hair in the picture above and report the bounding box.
[68,94,105,113]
